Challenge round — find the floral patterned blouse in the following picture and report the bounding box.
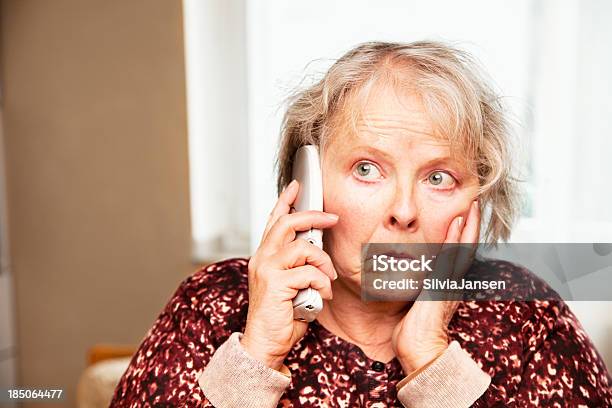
[110,257,612,407]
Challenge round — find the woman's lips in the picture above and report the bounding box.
[376,251,416,261]
[363,246,418,261]
[362,242,440,261]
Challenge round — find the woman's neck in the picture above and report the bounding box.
[315,277,412,363]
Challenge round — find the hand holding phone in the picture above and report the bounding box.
[242,170,337,370]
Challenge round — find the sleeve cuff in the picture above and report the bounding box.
[198,332,291,408]
[396,341,491,408]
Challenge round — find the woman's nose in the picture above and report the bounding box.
[384,185,418,231]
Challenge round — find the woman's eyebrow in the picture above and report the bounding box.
[418,156,458,168]
[346,145,459,167]
[345,145,395,160]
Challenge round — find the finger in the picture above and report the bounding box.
[433,215,464,277]
[283,265,333,300]
[444,215,464,245]
[261,180,299,243]
[459,199,481,244]
[453,200,480,277]
[426,215,464,301]
[273,238,337,281]
[263,211,339,252]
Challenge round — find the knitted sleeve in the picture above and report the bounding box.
[109,259,284,407]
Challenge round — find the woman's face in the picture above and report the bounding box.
[321,82,480,288]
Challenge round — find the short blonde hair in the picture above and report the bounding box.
[276,41,520,246]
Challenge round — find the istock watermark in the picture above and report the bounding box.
[361,243,612,301]
[372,254,435,272]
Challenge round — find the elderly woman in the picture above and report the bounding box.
[111,41,611,407]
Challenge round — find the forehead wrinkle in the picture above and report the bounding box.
[356,100,435,139]
[355,114,436,141]
[347,74,435,134]
[334,81,454,158]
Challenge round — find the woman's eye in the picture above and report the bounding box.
[427,171,455,188]
[353,161,382,180]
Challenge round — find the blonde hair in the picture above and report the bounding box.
[276,41,521,246]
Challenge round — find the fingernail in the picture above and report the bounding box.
[456,216,464,228]
[473,200,479,210]
[325,213,339,221]
[288,179,298,190]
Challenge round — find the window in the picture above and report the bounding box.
[183,0,250,261]
[183,0,612,255]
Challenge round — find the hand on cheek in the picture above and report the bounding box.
[391,200,481,375]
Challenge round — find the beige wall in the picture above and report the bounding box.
[0,0,194,406]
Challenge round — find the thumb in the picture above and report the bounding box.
[291,320,309,344]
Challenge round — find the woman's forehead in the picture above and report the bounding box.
[344,81,436,139]
[325,80,471,166]
[331,87,447,149]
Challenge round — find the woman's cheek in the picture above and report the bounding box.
[420,193,473,241]
[326,185,369,230]
[324,181,380,247]
[419,199,460,241]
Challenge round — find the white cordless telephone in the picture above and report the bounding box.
[291,145,324,322]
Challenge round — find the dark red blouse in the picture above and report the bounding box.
[110,258,612,407]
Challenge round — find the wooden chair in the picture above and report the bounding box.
[86,344,137,366]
